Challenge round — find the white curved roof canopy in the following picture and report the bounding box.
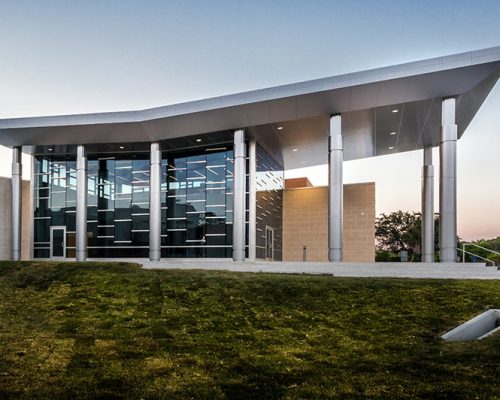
[0,46,499,169]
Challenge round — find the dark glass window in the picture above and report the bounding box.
[33,140,245,259]
[115,221,132,242]
[255,144,284,261]
[34,153,150,258]
[161,144,238,258]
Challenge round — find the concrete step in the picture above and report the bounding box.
[142,260,500,280]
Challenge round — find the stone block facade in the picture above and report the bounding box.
[283,182,375,262]
[0,177,31,260]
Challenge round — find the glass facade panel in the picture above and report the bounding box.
[34,153,150,258]
[255,144,284,260]
[51,228,65,258]
[33,139,247,259]
[161,145,237,258]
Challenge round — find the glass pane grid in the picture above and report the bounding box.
[34,142,245,259]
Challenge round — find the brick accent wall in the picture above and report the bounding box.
[284,177,313,190]
[283,182,375,262]
[0,177,31,260]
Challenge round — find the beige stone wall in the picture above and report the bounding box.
[0,177,31,260]
[283,182,375,262]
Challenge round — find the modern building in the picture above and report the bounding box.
[0,46,499,263]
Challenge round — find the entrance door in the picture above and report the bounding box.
[50,226,66,259]
[265,226,274,261]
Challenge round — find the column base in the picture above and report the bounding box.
[76,251,87,262]
[149,251,161,262]
[232,251,245,262]
[422,254,434,263]
[328,249,342,262]
[440,249,457,263]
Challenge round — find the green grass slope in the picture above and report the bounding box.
[0,261,499,399]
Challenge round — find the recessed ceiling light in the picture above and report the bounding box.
[119,146,125,149]
[389,146,395,150]
[277,126,283,130]
[392,109,399,113]
[293,148,298,152]
[48,148,53,151]
[389,131,396,135]
[196,138,202,142]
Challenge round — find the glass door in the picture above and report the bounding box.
[50,226,66,259]
[266,226,274,261]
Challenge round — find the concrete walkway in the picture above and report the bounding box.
[141,260,500,280]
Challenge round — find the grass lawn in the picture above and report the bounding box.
[0,261,499,399]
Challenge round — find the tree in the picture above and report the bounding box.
[376,211,419,256]
[375,211,440,261]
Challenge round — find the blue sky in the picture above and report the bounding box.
[0,0,499,240]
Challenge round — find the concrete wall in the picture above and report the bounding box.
[0,177,31,260]
[283,182,375,262]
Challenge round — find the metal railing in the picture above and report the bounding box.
[460,242,500,267]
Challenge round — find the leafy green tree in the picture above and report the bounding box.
[375,211,439,261]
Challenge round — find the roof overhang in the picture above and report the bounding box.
[0,46,499,169]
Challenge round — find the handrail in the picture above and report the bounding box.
[458,247,496,266]
[462,242,500,256]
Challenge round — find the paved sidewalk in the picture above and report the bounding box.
[141,260,500,280]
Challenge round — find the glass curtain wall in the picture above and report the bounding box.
[86,156,151,257]
[161,146,236,258]
[34,157,72,258]
[255,143,284,260]
[34,154,151,258]
[33,142,247,259]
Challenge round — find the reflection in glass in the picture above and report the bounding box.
[256,144,284,261]
[34,154,150,259]
[33,141,246,259]
[161,145,237,258]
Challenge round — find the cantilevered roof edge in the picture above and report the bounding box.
[1,45,499,130]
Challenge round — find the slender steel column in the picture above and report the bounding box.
[149,142,161,261]
[76,145,88,261]
[439,98,458,263]
[328,114,343,262]
[421,146,434,263]
[29,153,36,260]
[11,147,22,261]
[233,129,246,261]
[248,139,257,261]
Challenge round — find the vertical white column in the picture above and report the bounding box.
[421,146,434,263]
[29,153,36,260]
[248,139,257,261]
[149,142,162,261]
[233,129,246,261]
[328,114,343,262]
[439,98,457,263]
[11,147,22,261]
[76,145,88,261]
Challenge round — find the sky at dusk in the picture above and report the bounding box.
[0,0,499,241]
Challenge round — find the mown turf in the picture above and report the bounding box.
[0,261,498,399]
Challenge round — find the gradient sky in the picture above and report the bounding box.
[0,0,499,241]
